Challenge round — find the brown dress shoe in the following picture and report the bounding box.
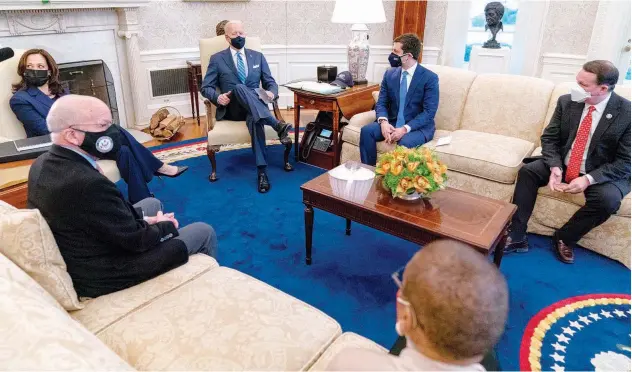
[553,238,574,264]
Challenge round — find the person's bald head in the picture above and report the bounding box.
[402,240,508,361]
[47,95,113,146]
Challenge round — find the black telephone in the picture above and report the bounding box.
[300,111,338,161]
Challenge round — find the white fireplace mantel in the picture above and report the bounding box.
[0,0,150,11]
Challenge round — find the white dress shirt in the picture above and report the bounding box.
[378,63,419,133]
[326,345,486,371]
[230,47,248,79]
[563,93,611,184]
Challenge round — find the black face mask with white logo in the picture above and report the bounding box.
[24,69,50,87]
[74,125,121,160]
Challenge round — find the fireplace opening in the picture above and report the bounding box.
[58,60,119,125]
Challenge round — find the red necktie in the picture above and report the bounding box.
[565,105,596,183]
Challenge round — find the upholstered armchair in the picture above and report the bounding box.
[199,36,292,182]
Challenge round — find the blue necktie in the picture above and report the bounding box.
[236,51,246,84]
[396,71,408,128]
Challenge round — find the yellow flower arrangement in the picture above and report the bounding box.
[375,146,448,198]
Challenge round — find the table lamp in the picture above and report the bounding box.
[331,0,386,85]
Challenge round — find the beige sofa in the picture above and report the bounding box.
[341,65,631,268]
[0,50,120,189]
[0,200,384,370]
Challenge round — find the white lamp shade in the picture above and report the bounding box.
[331,0,386,24]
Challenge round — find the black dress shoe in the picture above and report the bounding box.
[258,172,270,193]
[274,122,291,140]
[504,236,529,254]
[155,166,189,178]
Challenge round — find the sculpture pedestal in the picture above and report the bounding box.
[469,46,511,74]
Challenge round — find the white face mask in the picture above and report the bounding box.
[570,83,591,103]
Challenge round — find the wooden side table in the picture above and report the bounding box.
[0,158,34,209]
[186,61,202,125]
[287,83,379,169]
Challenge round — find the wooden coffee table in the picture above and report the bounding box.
[300,166,517,267]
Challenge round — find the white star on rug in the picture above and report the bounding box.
[589,312,601,321]
[627,309,631,315]
[570,320,584,330]
[551,352,565,363]
[553,343,567,352]
[562,327,576,336]
[613,309,626,317]
[600,310,613,318]
[552,363,565,372]
[579,315,593,325]
[556,333,571,344]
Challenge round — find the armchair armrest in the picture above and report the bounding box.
[347,110,377,131]
[204,99,216,134]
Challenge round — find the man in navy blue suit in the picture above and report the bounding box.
[200,20,291,193]
[360,33,440,165]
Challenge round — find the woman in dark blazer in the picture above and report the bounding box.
[10,49,187,203]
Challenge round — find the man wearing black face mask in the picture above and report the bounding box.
[27,95,219,298]
[359,33,439,166]
[201,20,291,193]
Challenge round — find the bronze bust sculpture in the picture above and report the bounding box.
[483,2,505,49]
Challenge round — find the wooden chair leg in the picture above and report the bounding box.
[281,137,294,172]
[207,144,220,182]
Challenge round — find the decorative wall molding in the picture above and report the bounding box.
[540,53,586,85]
[0,1,150,11]
[6,10,66,35]
[138,45,442,124]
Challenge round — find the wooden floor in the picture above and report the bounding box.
[142,108,317,147]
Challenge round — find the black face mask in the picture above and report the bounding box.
[230,36,246,50]
[75,125,121,160]
[24,69,50,87]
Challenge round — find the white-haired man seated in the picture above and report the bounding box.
[27,95,218,298]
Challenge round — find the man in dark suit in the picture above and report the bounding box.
[201,20,291,193]
[360,33,439,165]
[28,95,218,298]
[505,60,631,264]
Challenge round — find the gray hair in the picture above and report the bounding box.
[224,20,243,34]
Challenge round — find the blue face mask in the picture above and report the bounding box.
[389,52,406,68]
[230,36,246,49]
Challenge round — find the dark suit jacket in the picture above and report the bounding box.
[200,47,278,120]
[540,92,631,195]
[9,87,61,137]
[27,145,188,298]
[376,65,439,143]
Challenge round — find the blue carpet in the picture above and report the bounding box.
[118,144,631,370]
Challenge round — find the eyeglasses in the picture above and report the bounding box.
[70,123,113,131]
[391,265,422,329]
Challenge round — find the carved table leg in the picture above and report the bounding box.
[281,137,294,172]
[305,203,314,265]
[346,219,351,236]
[493,222,510,267]
[207,144,220,182]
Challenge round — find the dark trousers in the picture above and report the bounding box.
[226,84,278,168]
[510,159,623,244]
[116,128,163,204]
[359,121,427,165]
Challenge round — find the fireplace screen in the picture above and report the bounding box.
[58,60,119,125]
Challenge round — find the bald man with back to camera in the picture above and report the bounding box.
[27,95,219,299]
[327,239,509,371]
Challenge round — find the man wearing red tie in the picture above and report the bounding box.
[505,60,631,263]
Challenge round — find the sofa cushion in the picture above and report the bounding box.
[425,130,535,184]
[308,332,386,371]
[0,201,83,310]
[461,74,554,143]
[537,187,631,218]
[0,257,132,370]
[423,65,477,132]
[208,120,278,146]
[97,267,341,371]
[71,253,219,334]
